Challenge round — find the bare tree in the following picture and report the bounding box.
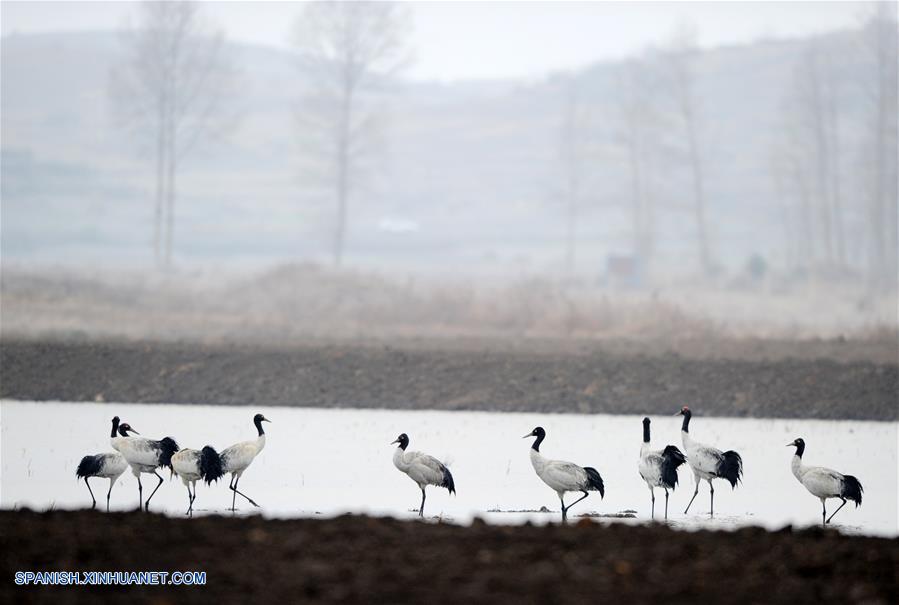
[293,1,410,266]
[781,39,846,270]
[555,76,592,278]
[110,1,235,269]
[662,25,713,276]
[857,2,898,288]
[615,56,660,279]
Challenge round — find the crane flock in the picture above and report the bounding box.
[76,407,864,527]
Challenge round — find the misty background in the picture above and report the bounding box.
[1,1,897,342]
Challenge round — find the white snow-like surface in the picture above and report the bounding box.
[1,401,895,536]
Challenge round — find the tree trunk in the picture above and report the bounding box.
[334,143,348,267]
[565,190,577,278]
[154,99,166,269]
[684,112,711,276]
[164,83,177,270]
[333,65,354,267]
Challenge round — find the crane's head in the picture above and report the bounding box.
[390,433,409,450]
[675,405,691,417]
[119,423,139,436]
[522,426,546,439]
[254,413,271,424]
[787,437,805,448]
[642,417,651,425]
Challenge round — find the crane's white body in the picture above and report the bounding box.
[791,456,848,501]
[530,448,591,497]
[392,447,448,489]
[221,434,265,479]
[639,443,667,488]
[111,435,166,475]
[90,453,129,480]
[680,430,723,481]
[172,449,204,486]
[76,452,129,511]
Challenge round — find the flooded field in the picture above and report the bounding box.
[2,400,895,535]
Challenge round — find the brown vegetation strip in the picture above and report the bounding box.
[1,339,897,420]
[1,511,897,604]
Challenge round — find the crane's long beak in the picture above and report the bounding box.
[263,418,272,423]
[130,428,141,435]
[673,411,682,416]
[786,443,794,446]
[522,433,532,439]
[390,439,399,445]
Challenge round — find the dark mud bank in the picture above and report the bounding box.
[1,339,896,420]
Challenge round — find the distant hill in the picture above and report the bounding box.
[0,28,871,277]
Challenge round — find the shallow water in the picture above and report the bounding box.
[2,401,896,536]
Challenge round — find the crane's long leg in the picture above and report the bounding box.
[145,471,164,512]
[709,480,715,518]
[664,489,670,520]
[821,499,826,526]
[230,476,259,508]
[563,490,590,522]
[650,487,655,520]
[559,494,567,523]
[185,484,193,516]
[684,481,700,514]
[84,478,96,510]
[137,475,143,511]
[826,498,847,524]
[419,488,426,518]
[106,478,115,512]
[229,476,237,511]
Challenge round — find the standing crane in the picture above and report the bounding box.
[787,437,863,526]
[220,413,271,511]
[75,417,131,511]
[110,416,179,512]
[524,426,604,523]
[638,417,687,520]
[391,433,456,518]
[171,445,225,516]
[676,406,743,517]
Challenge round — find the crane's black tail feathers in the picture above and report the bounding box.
[76,455,102,478]
[660,446,687,489]
[440,465,456,495]
[157,437,180,470]
[841,475,863,506]
[199,446,225,485]
[583,467,605,498]
[717,450,743,489]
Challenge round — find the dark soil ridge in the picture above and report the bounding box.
[1,339,897,420]
[1,510,896,604]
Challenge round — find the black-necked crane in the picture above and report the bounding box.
[638,417,687,520]
[524,426,605,523]
[109,416,179,512]
[220,413,270,511]
[676,406,743,517]
[171,446,225,517]
[391,433,456,518]
[75,417,130,511]
[787,437,863,526]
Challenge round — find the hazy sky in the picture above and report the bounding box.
[1,1,866,81]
